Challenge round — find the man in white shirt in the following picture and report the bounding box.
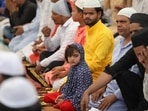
[35,0,79,74]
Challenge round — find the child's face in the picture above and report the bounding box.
[68,50,80,66]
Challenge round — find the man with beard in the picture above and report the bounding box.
[83,0,114,81]
[82,1,114,106]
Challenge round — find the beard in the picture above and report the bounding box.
[84,18,99,27]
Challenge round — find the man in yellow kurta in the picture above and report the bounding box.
[83,0,114,81]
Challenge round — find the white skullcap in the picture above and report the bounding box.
[117,7,136,18]
[0,51,25,76]
[75,0,85,10]
[52,0,71,17]
[83,0,101,8]
[0,77,38,108]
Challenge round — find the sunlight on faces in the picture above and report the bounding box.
[116,15,131,37]
[68,50,80,66]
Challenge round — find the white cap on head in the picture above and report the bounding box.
[0,51,25,76]
[117,7,137,18]
[52,0,71,17]
[75,0,85,10]
[83,0,101,8]
[0,77,38,108]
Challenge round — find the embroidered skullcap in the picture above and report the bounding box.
[117,7,136,18]
[0,51,25,76]
[52,0,71,17]
[0,77,38,108]
[83,0,101,8]
[75,0,85,10]
[130,13,148,27]
[131,28,148,47]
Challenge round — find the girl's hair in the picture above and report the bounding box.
[65,45,80,62]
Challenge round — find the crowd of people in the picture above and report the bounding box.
[0,0,148,111]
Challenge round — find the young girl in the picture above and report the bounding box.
[44,43,92,111]
[44,0,86,91]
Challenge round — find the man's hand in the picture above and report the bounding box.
[42,26,51,37]
[139,46,148,73]
[32,45,46,55]
[13,26,24,36]
[80,91,90,111]
[98,94,117,110]
[91,87,106,102]
[51,66,65,75]
[33,36,42,46]
[51,66,69,79]
[32,45,40,55]
[35,64,43,74]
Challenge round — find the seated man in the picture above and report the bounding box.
[3,0,37,44]
[8,1,40,52]
[88,7,136,111]
[35,0,79,74]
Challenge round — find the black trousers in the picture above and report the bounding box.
[40,51,64,73]
[115,70,148,111]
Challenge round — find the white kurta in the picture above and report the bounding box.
[9,7,40,52]
[40,18,79,67]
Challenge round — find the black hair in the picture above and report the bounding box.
[95,7,104,18]
[130,13,148,28]
[65,45,80,62]
[0,101,41,111]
